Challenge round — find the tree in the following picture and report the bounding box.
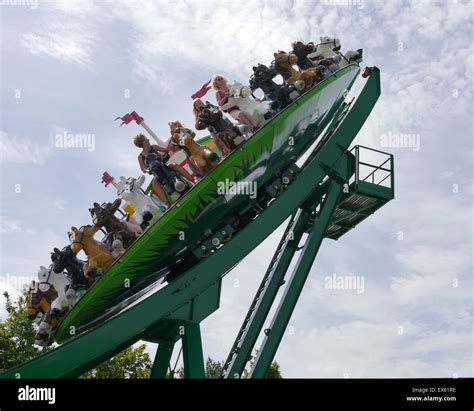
[242,350,283,379]
[0,291,152,378]
[205,356,224,378]
[0,291,51,372]
[175,356,224,378]
[81,344,151,379]
[175,355,282,378]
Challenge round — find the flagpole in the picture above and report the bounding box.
[139,121,167,149]
[116,111,168,149]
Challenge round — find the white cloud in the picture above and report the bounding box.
[0,131,53,165]
[20,31,92,68]
[0,217,24,234]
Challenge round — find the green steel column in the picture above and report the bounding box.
[182,321,205,378]
[150,340,175,379]
[250,181,344,378]
[224,208,311,378]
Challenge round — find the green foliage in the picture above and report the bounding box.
[204,356,224,379]
[175,356,224,379]
[174,354,282,379]
[265,361,283,379]
[81,344,151,379]
[242,350,283,379]
[0,291,51,372]
[0,291,151,378]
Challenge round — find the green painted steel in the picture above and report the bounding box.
[54,65,361,342]
[0,66,380,379]
[250,182,342,378]
[250,180,345,378]
[182,322,205,378]
[150,340,175,379]
[223,208,311,378]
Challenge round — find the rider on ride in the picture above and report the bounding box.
[134,133,194,208]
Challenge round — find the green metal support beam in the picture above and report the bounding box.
[223,208,312,378]
[250,180,344,378]
[150,340,175,379]
[182,322,205,378]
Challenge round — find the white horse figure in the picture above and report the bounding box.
[307,36,341,61]
[220,81,271,128]
[102,173,165,226]
[35,266,73,345]
[338,49,363,68]
[308,36,363,69]
[37,265,73,312]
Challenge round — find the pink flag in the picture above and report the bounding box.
[101,171,114,187]
[115,111,144,126]
[130,111,143,124]
[191,79,212,100]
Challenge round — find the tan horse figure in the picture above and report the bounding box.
[171,125,220,175]
[273,51,318,93]
[70,225,113,282]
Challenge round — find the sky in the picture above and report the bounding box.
[0,0,472,378]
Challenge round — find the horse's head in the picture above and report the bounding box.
[37,265,52,292]
[174,127,194,147]
[199,102,220,123]
[50,247,66,273]
[114,176,128,197]
[118,176,145,202]
[273,51,298,68]
[318,36,341,51]
[252,64,276,83]
[344,49,363,64]
[69,226,85,254]
[292,41,316,57]
[89,202,107,226]
[51,245,83,277]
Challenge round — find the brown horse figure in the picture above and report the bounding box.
[70,225,113,282]
[27,280,57,320]
[27,281,66,346]
[172,126,220,175]
[292,41,317,70]
[273,51,317,93]
[89,199,141,250]
[195,102,245,154]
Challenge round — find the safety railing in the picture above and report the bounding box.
[350,145,394,190]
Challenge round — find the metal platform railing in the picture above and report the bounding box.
[351,145,394,190]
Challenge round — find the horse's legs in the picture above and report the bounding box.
[190,154,207,172]
[84,261,98,284]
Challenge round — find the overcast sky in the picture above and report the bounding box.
[0,0,472,378]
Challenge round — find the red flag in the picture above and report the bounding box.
[101,171,114,187]
[114,111,144,126]
[191,79,212,99]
